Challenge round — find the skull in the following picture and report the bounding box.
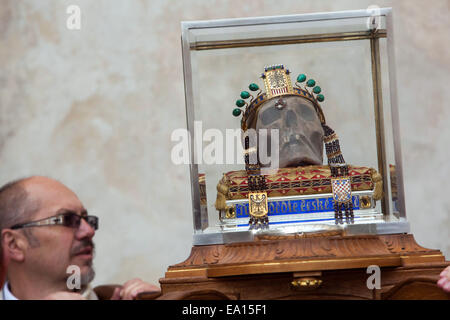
[255,95,324,168]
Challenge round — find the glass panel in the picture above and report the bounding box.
[182,9,409,244]
[188,16,386,47]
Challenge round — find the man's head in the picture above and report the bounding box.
[0,176,96,292]
[237,66,327,170]
[255,95,324,168]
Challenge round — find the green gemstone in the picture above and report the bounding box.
[240,91,250,99]
[236,99,245,108]
[306,79,316,87]
[249,83,259,91]
[317,94,325,102]
[297,74,306,82]
[313,86,321,94]
[232,108,242,117]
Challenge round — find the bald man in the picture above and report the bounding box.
[0,176,160,300]
[0,241,7,288]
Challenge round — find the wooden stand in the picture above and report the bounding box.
[152,233,449,300]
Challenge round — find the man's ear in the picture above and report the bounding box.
[1,229,27,263]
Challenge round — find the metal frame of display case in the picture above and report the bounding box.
[181,8,409,245]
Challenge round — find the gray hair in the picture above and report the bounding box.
[0,178,41,247]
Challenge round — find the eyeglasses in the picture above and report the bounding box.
[10,212,99,231]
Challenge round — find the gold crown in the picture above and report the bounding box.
[232,65,326,131]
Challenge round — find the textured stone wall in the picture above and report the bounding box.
[0,0,448,287]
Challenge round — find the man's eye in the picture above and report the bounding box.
[260,107,281,125]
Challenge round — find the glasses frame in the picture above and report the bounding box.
[10,212,99,231]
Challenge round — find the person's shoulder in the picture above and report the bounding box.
[82,285,99,300]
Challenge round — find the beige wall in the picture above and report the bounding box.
[0,0,448,287]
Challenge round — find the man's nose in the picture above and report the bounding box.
[285,110,298,128]
[76,218,95,239]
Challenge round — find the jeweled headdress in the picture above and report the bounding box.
[233,65,326,132]
[232,65,354,228]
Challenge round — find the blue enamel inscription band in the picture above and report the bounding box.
[219,190,379,228]
[235,195,360,218]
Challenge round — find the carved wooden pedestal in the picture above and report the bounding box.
[155,233,449,300]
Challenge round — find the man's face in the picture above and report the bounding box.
[21,178,96,286]
[255,96,324,168]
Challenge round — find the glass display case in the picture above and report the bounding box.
[180,8,409,245]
